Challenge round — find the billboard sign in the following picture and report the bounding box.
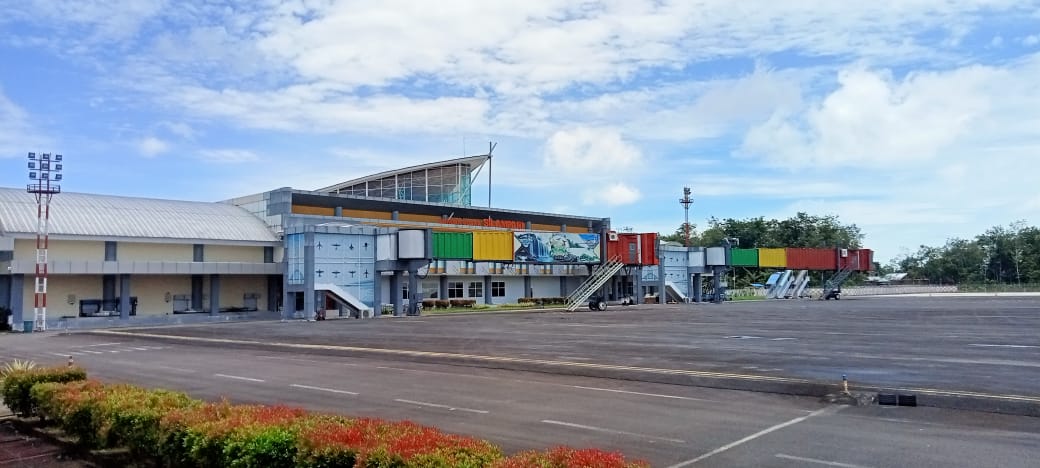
[513,232,601,264]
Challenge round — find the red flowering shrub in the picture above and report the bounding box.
[296,417,502,468]
[493,447,650,468]
[158,401,308,467]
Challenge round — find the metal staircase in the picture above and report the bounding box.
[565,257,625,311]
[822,256,858,300]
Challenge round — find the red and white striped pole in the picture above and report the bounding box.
[27,152,62,332]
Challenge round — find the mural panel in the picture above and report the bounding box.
[512,232,601,264]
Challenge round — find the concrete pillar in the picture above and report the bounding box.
[191,275,203,311]
[372,273,382,317]
[303,231,316,320]
[523,275,532,298]
[282,290,293,320]
[658,258,666,304]
[119,274,131,320]
[439,275,448,301]
[559,276,568,297]
[634,268,643,304]
[484,275,492,305]
[209,274,220,316]
[10,275,24,330]
[390,272,401,316]
[407,268,420,316]
[693,274,703,303]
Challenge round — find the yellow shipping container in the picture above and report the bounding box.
[473,231,515,261]
[758,248,787,268]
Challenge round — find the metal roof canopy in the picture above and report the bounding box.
[0,187,280,244]
[290,190,608,231]
[316,154,490,193]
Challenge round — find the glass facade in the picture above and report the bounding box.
[331,163,475,206]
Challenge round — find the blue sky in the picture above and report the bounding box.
[2,1,1040,263]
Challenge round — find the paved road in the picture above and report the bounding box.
[2,332,1039,467]
[103,297,1040,400]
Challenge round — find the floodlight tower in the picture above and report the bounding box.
[680,187,693,247]
[26,153,63,332]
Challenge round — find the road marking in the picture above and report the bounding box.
[214,373,265,383]
[48,352,70,357]
[68,351,87,356]
[81,342,122,347]
[256,355,362,367]
[82,350,104,354]
[88,330,1040,405]
[130,347,151,351]
[568,385,717,403]
[108,350,121,353]
[969,344,1040,349]
[394,399,488,414]
[290,384,359,395]
[775,454,872,468]
[541,420,686,444]
[667,406,843,467]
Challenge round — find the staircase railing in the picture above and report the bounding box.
[565,257,625,311]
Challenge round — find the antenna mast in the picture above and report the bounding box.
[680,187,693,247]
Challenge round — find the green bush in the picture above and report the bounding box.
[1,365,87,417]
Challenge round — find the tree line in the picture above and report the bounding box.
[661,212,864,250]
[890,222,1040,285]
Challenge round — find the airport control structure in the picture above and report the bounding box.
[1,153,872,332]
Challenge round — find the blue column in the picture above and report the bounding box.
[712,267,724,303]
[523,275,532,298]
[559,276,567,297]
[209,274,220,316]
[693,274,703,303]
[191,275,203,311]
[282,290,293,320]
[266,275,279,312]
[119,274,131,320]
[390,272,401,316]
[634,268,643,304]
[439,274,448,301]
[303,231,316,320]
[407,268,420,316]
[484,275,492,305]
[0,275,10,314]
[10,275,24,330]
[372,273,382,318]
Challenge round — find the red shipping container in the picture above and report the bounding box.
[838,249,875,271]
[786,248,838,270]
[640,232,659,266]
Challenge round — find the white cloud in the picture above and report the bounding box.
[137,136,169,157]
[161,122,196,140]
[1024,35,1040,46]
[991,36,1004,47]
[0,89,48,157]
[543,127,641,174]
[584,182,642,206]
[197,149,258,164]
[740,64,1004,168]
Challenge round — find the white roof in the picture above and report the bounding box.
[317,154,489,193]
[0,187,279,244]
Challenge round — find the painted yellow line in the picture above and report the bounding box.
[91,330,1040,404]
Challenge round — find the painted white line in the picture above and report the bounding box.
[290,384,359,395]
[82,350,104,355]
[541,420,685,444]
[68,351,87,356]
[255,355,362,367]
[108,350,121,353]
[48,352,70,357]
[568,385,717,403]
[155,365,196,373]
[667,406,843,468]
[130,347,151,351]
[776,454,872,468]
[969,344,1040,349]
[81,342,122,347]
[214,373,265,383]
[394,399,488,414]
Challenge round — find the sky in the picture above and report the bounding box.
[2,1,1039,263]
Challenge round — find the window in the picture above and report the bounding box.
[492,281,506,298]
[448,281,464,298]
[468,282,483,298]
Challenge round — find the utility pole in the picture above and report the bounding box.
[680,187,693,247]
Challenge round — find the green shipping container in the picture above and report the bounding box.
[730,248,759,267]
[433,232,473,259]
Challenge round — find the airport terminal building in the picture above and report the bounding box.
[1,154,666,332]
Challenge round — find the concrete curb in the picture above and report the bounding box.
[88,329,1040,417]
